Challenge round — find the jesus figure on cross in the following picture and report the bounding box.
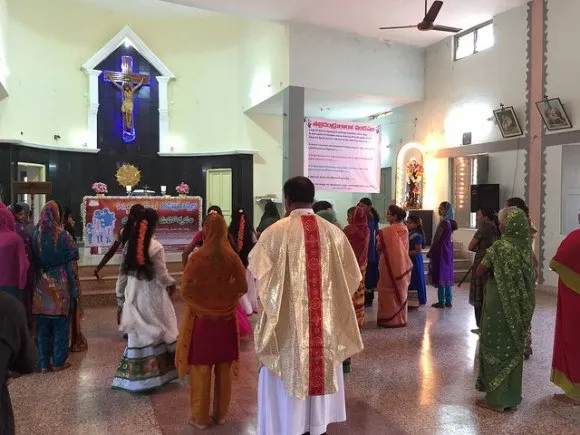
[104,55,150,143]
[110,79,144,131]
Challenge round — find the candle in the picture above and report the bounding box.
[126,185,132,194]
[161,185,167,195]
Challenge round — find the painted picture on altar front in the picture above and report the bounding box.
[87,208,116,247]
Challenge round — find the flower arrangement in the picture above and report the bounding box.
[176,182,189,195]
[92,182,108,194]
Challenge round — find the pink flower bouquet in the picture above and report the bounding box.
[92,182,108,194]
[176,182,189,195]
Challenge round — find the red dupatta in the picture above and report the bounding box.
[343,206,370,267]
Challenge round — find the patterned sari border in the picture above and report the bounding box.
[550,260,580,295]
[551,368,580,399]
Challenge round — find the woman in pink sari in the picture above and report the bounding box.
[377,205,413,328]
[0,204,29,302]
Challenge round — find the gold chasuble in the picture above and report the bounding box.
[249,209,364,399]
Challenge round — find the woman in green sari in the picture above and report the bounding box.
[475,207,535,411]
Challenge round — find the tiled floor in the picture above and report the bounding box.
[9,287,580,435]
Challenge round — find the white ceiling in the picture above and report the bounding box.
[247,88,413,121]
[76,0,211,18]
[162,0,528,47]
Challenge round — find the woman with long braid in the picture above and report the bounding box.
[112,208,179,393]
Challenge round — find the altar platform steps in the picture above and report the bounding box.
[79,262,184,308]
[421,247,473,284]
[79,247,473,307]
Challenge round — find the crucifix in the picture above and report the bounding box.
[104,56,150,143]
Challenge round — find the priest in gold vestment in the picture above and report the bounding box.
[248,177,364,435]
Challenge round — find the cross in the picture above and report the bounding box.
[104,56,150,143]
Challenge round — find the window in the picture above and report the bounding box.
[454,21,494,60]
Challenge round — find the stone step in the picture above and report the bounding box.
[80,265,183,308]
[82,271,182,289]
[82,283,184,308]
[78,244,473,307]
[77,261,183,278]
[422,257,471,266]
[427,269,472,284]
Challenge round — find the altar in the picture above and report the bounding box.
[82,195,202,254]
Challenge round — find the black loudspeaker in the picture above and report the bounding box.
[471,184,500,213]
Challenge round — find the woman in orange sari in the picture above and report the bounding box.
[550,229,580,405]
[377,205,413,328]
[175,212,248,430]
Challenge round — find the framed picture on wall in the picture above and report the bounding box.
[493,106,523,138]
[536,97,573,131]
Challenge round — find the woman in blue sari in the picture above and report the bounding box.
[32,201,79,373]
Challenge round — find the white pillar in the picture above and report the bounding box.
[157,76,171,153]
[85,69,101,149]
[283,86,306,181]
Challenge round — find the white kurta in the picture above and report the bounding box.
[246,269,259,313]
[112,239,178,392]
[257,366,346,435]
[247,231,259,313]
[116,239,178,347]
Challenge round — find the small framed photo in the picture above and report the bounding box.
[536,97,572,131]
[493,106,524,138]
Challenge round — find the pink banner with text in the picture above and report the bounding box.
[305,118,381,192]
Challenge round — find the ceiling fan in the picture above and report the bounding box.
[379,0,462,33]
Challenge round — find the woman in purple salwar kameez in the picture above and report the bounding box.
[428,202,457,308]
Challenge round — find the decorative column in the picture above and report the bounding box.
[157,76,171,153]
[282,86,306,181]
[453,156,472,229]
[85,69,101,149]
[527,0,546,270]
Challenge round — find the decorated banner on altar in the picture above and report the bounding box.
[305,118,381,192]
[82,196,202,252]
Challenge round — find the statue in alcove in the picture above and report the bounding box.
[405,158,423,209]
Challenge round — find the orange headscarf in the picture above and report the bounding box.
[175,213,248,379]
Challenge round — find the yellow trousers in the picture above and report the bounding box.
[189,363,233,425]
